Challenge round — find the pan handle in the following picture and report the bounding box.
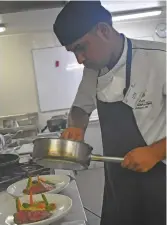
[91,154,124,163]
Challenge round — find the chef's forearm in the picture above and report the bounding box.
[150,138,166,161]
[67,106,90,132]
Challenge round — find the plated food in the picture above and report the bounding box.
[23,176,56,195]
[14,193,56,224]
[0,193,72,225]
[7,174,70,197]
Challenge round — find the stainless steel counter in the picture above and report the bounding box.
[51,169,88,225]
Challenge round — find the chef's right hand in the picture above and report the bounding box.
[61,127,84,141]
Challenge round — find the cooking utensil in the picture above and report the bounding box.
[47,116,67,132]
[0,153,19,168]
[32,138,124,170]
[41,115,67,133]
[41,125,48,133]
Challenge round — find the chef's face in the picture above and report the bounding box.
[66,23,114,70]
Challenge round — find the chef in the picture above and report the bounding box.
[53,1,166,225]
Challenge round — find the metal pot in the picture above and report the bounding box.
[32,138,124,170]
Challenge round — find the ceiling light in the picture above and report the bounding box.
[112,10,162,22]
[102,2,160,13]
[0,24,6,33]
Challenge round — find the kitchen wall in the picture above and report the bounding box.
[0,10,166,128]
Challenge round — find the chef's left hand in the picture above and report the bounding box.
[121,146,160,172]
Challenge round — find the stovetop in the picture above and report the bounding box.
[0,160,51,191]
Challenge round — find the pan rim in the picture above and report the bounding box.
[33,137,93,149]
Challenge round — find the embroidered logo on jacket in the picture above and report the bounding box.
[136,93,152,109]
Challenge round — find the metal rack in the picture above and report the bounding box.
[0,112,38,138]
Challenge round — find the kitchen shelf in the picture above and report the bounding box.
[0,112,37,120]
[0,125,38,135]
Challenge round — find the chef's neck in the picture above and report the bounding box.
[107,32,125,70]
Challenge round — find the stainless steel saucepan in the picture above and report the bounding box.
[32,137,124,170]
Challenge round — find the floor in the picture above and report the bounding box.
[75,167,104,225]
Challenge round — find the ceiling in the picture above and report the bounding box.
[0,1,165,35]
[0,1,165,14]
[0,1,66,14]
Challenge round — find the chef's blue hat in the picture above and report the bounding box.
[53,1,111,46]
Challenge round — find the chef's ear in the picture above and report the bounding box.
[96,22,112,42]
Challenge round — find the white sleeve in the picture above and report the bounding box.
[163,77,166,96]
[161,44,166,96]
[72,67,98,114]
[159,45,166,96]
[154,42,166,95]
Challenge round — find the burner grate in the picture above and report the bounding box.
[0,162,51,191]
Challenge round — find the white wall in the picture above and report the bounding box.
[114,17,166,41]
[0,12,166,128]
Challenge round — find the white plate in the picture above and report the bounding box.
[1,193,72,225]
[7,175,70,197]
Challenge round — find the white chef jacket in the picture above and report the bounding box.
[73,36,166,153]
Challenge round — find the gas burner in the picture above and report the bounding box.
[0,175,22,185]
[21,164,41,170]
[0,176,11,182]
[20,164,49,176]
[13,170,26,176]
[22,165,37,170]
[0,161,51,191]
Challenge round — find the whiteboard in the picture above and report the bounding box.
[32,46,84,112]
